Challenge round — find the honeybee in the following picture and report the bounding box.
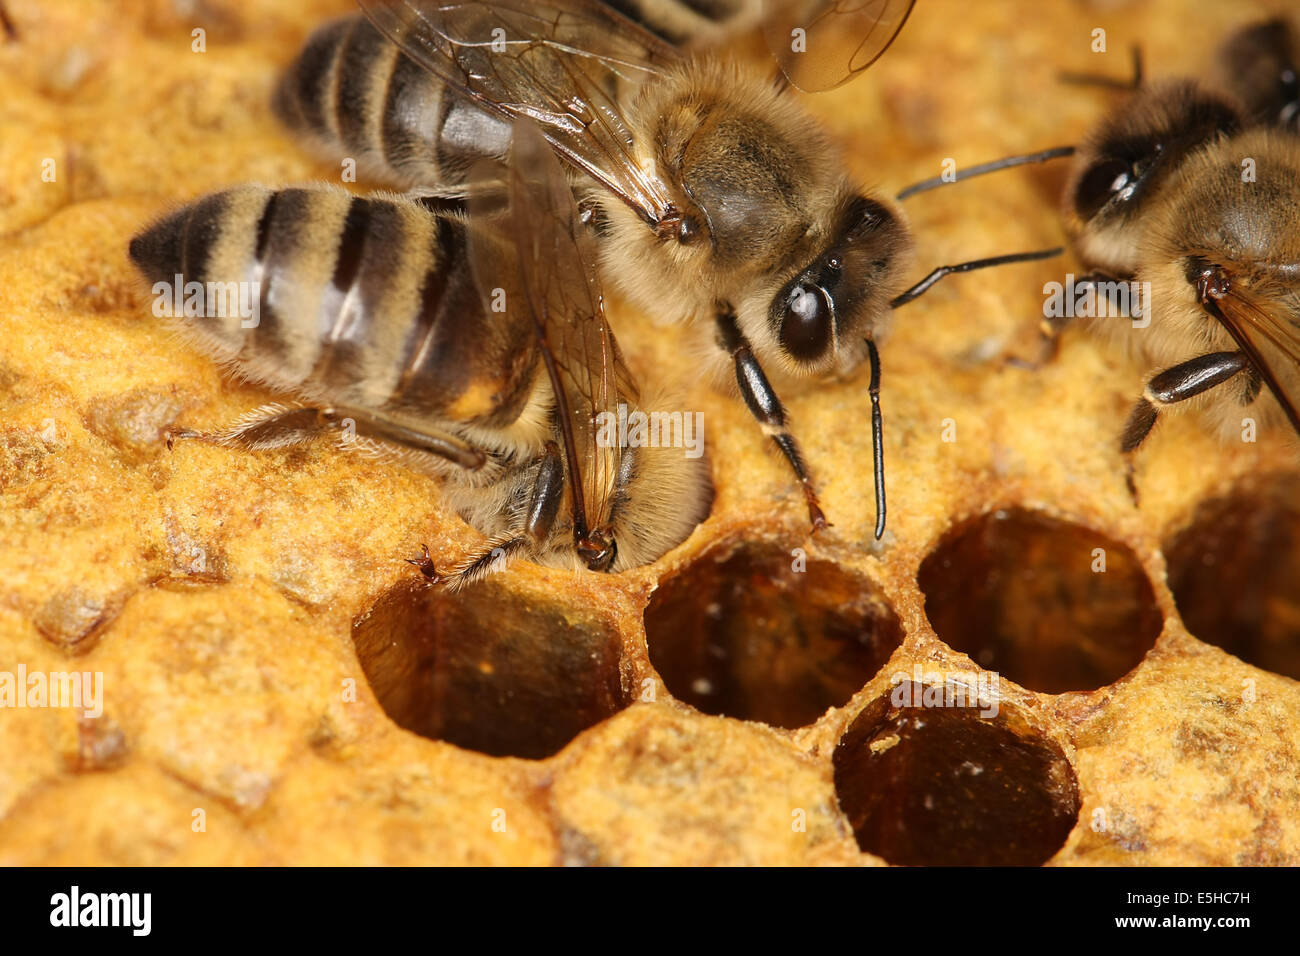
[904,17,1300,457]
[1058,18,1300,454]
[273,0,1060,538]
[129,119,711,588]
[1215,16,1299,131]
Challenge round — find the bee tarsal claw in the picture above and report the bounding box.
[407,545,443,583]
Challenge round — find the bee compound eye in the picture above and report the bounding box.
[1073,157,1135,220]
[778,282,833,362]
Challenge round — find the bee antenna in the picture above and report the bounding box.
[1058,45,1144,91]
[865,338,886,540]
[890,248,1064,309]
[895,146,1077,201]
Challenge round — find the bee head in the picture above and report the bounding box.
[1066,81,1241,273]
[1217,17,1300,130]
[766,194,911,374]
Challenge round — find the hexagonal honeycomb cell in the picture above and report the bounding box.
[1,0,1298,867]
[1163,472,1300,682]
[354,576,630,760]
[833,683,1080,866]
[917,508,1163,693]
[645,537,903,728]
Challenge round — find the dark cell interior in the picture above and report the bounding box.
[918,508,1164,693]
[644,542,903,728]
[352,578,629,759]
[1164,472,1300,680]
[833,683,1081,865]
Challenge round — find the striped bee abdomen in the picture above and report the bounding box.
[128,184,540,431]
[274,16,513,189]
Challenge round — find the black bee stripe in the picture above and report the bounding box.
[419,217,459,322]
[412,194,468,216]
[309,197,410,395]
[332,18,363,149]
[335,18,390,154]
[678,0,746,18]
[332,197,371,297]
[405,216,460,384]
[253,189,280,265]
[602,0,746,44]
[348,199,413,332]
[129,206,187,281]
[310,197,375,391]
[246,189,314,366]
[290,19,348,139]
[284,205,376,396]
[380,41,439,173]
[249,189,283,357]
[178,191,229,281]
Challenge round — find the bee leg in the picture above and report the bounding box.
[1119,351,1251,501]
[317,406,487,471]
[407,544,442,583]
[1010,271,1126,370]
[169,403,488,471]
[865,338,887,540]
[714,309,828,531]
[165,403,327,451]
[413,442,565,590]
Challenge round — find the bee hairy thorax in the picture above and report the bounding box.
[127,184,542,440]
[1142,128,1300,343]
[590,59,850,324]
[1063,81,1244,277]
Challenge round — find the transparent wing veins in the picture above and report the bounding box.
[762,0,915,92]
[1209,279,1300,438]
[359,0,682,224]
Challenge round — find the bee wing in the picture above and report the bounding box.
[466,118,632,542]
[1211,281,1300,438]
[359,0,682,225]
[762,0,915,92]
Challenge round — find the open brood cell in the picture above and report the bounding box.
[339,472,1300,866]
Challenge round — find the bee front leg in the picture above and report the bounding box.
[1011,270,1130,370]
[714,309,828,531]
[413,442,566,590]
[1120,351,1250,454]
[1112,353,1242,509]
[1120,351,1250,500]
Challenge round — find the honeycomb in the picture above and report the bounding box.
[1,0,1298,866]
